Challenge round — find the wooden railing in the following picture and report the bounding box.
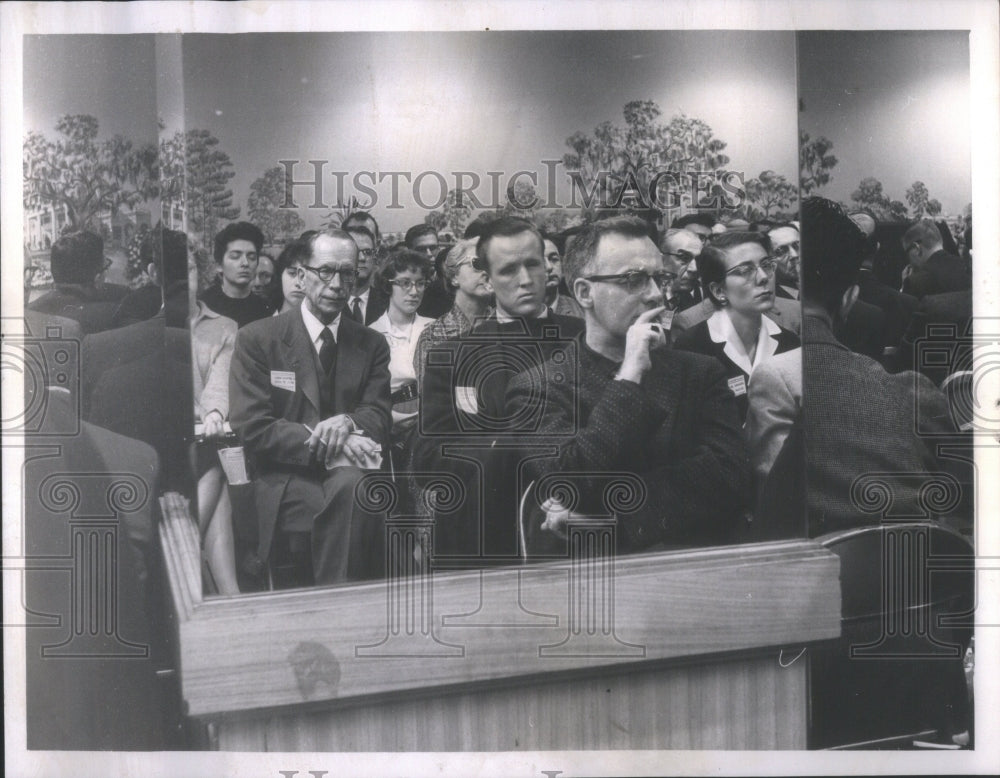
[159,493,841,750]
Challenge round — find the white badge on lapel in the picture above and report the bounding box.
[455,386,478,414]
[271,370,296,392]
[727,375,747,397]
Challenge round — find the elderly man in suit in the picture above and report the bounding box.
[229,229,391,585]
[505,216,750,552]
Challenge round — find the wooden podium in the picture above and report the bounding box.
[160,496,840,750]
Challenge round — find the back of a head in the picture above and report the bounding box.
[800,196,866,315]
[671,212,717,230]
[143,226,189,287]
[902,218,942,251]
[562,215,652,286]
[404,223,438,249]
[50,230,103,284]
[473,217,542,273]
[213,221,264,262]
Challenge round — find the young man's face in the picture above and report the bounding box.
[485,231,546,318]
[219,239,259,293]
[349,232,376,288]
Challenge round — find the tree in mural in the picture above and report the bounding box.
[23,114,159,233]
[851,176,909,222]
[744,170,798,220]
[183,129,241,248]
[247,166,306,245]
[905,180,943,220]
[798,131,838,195]
[563,100,731,222]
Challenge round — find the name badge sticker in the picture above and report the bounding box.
[727,375,747,397]
[271,370,297,392]
[455,386,478,414]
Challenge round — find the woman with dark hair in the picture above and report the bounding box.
[673,232,799,422]
[267,239,311,315]
[369,249,435,433]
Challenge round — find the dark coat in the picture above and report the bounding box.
[411,312,584,559]
[801,313,961,536]
[895,290,973,386]
[505,338,751,552]
[902,250,970,299]
[28,282,128,335]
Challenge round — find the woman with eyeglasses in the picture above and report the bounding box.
[672,232,799,423]
[369,249,436,434]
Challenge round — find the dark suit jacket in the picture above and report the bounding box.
[28,282,128,335]
[505,339,751,552]
[801,313,962,536]
[229,309,391,559]
[81,315,165,419]
[672,317,799,422]
[360,284,390,325]
[411,312,584,559]
[902,250,970,299]
[833,298,886,360]
[857,267,918,349]
[895,290,973,386]
[111,283,163,328]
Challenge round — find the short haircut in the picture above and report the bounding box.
[141,226,189,286]
[902,218,943,249]
[404,223,438,249]
[672,212,717,230]
[442,239,479,287]
[304,228,358,263]
[268,238,312,309]
[463,214,495,239]
[696,231,771,308]
[562,215,654,287]
[342,211,381,244]
[344,225,377,247]
[50,230,104,284]
[800,196,867,314]
[375,248,433,295]
[213,221,264,262]
[473,217,543,274]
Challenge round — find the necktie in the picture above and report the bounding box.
[351,297,363,323]
[319,327,336,374]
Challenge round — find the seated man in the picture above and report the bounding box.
[505,216,751,553]
[412,217,583,561]
[229,229,391,586]
[28,230,128,335]
[900,218,970,299]
[797,198,964,535]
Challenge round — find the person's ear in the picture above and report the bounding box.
[573,277,594,309]
[839,284,860,320]
[708,281,727,306]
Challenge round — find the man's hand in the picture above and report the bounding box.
[203,410,225,439]
[307,414,354,462]
[330,433,380,469]
[616,305,668,384]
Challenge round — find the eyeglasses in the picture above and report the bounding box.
[583,269,677,293]
[772,241,799,258]
[299,264,357,285]
[357,248,375,259]
[664,250,697,263]
[390,279,428,293]
[415,244,439,255]
[724,257,778,281]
